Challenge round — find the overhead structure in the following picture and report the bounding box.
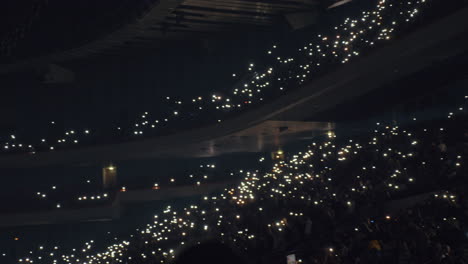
[0,0,323,75]
[0,4,467,168]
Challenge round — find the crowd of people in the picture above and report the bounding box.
[2,0,468,263]
[2,0,466,155]
[3,88,467,264]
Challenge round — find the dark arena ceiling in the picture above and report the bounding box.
[0,0,340,74]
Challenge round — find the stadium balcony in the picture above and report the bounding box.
[0,181,234,227]
[0,0,467,167]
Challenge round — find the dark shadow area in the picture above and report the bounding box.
[174,241,245,264]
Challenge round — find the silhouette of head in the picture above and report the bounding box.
[174,241,245,264]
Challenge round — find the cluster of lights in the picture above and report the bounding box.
[1,0,432,156]
[7,87,468,264]
[433,191,457,203]
[77,193,109,202]
[4,1,467,263]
